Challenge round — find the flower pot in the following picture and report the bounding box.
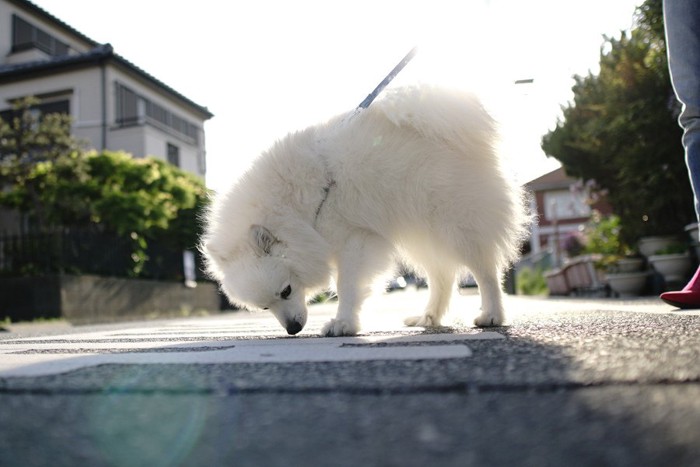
[615,257,645,273]
[638,236,677,258]
[648,253,692,283]
[606,271,649,297]
[544,269,569,296]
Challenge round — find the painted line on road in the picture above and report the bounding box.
[0,331,503,378]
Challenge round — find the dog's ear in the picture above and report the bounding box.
[249,224,279,256]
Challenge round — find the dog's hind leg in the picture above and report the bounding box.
[322,230,394,337]
[470,266,505,327]
[404,264,455,328]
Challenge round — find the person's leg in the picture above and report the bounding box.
[665,0,700,218]
[660,0,700,308]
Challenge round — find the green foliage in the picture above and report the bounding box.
[0,98,210,276]
[580,211,640,271]
[653,242,688,255]
[541,0,694,244]
[516,267,549,296]
[10,151,209,275]
[75,151,207,246]
[635,0,664,39]
[582,211,631,257]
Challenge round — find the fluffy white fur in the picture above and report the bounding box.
[202,84,530,336]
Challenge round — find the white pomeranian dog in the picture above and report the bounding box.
[202,84,530,336]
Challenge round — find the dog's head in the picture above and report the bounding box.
[204,224,319,335]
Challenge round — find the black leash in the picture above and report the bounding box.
[357,47,418,110]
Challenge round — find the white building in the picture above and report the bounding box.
[0,0,213,178]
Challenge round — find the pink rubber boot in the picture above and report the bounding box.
[660,265,700,308]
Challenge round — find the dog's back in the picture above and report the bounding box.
[320,85,530,273]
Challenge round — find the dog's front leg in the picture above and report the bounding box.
[321,230,393,337]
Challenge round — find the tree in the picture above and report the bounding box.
[0,97,83,229]
[541,0,693,245]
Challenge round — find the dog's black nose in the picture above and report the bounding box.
[286,321,303,335]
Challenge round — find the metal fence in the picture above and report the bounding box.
[0,228,208,281]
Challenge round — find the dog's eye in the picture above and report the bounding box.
[281,285,292,300]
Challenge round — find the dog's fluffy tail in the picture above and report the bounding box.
[374,84,497,160]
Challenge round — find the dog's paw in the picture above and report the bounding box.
[474,313,504,327]
[404,315,440,327]
[321,318,359,337]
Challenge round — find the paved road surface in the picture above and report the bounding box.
[1,290,699,467]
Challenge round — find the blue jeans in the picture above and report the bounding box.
[665,0,700,228]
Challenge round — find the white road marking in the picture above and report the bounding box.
[0,313,503,377]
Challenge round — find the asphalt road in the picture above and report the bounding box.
[1,290,699,467]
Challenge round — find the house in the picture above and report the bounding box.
[0,0,213,179]
[525,167,612,262]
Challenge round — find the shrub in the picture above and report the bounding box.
[517,267,549,296]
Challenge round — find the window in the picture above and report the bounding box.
[114,83,199,143]
[37,100,70,115]
[146,100,198,142]
[12,15,33,46]
[0,99,70,123]
[167,143,180,167]
[543,190,591,221]
[115,84,140,126]
[12,15,70,56]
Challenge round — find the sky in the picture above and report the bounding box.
[32,0,643,193]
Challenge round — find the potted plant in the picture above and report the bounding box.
[603,254,649,297]
[647,242,692,285]
[613,256,645,273]
[638,235,677,258]
[582,212,649,297]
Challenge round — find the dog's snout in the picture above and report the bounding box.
[286,321,303,335]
